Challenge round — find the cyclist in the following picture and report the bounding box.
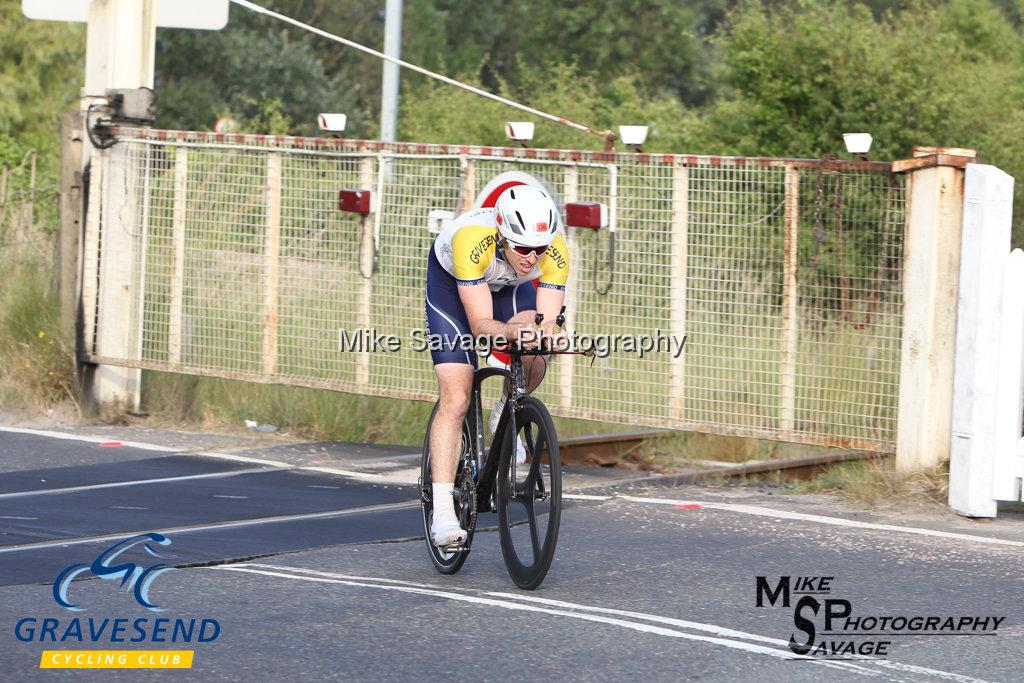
[424,185,568,547]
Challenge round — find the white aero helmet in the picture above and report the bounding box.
[494,185,560,248]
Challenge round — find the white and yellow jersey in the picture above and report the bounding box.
[432,208,570,292]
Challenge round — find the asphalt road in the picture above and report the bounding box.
[1,425,1022,681]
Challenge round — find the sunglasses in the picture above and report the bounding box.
[506,241,548,257]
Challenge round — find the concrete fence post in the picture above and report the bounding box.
[892,147,976,472]
[91,143,145,408]
[79,0,156,412]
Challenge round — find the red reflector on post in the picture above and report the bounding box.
[338,189,371,214]
[565,202,608,229]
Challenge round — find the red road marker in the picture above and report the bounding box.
[674,503,702,510]
[99,442,123,447]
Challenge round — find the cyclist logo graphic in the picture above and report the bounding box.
[52,533,176,612]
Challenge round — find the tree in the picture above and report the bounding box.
[155,1,365,134]
[0,1,85,170]
[702,0,1024,242]
[493,0,716,105]
[400,61,702,151]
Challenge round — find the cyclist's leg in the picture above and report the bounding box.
[430,363,472,486]
[425,248,477,545]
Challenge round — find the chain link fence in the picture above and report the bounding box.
[84,128,905,451]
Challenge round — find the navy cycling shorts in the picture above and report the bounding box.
[424,247,536,366]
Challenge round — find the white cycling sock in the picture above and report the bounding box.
[430,483,466,545]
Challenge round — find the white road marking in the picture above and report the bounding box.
[212,564,885,676]
[0,466,281,499]
[486,593,988,683]
[232,563,991,682]
[563,493,611,501]
[191,452,293,468]
[0,500,418,554]
[487,591,793,643]
[617,495,1024,548]
[301,466,382,479]
[109,506,147,510]
[213,495,249,499]
[244,563,446,590]
[0,426,177,451]
[0,426,395,480]
[0,516,38,520]
[0,425,294,468]
[307,485,341,489]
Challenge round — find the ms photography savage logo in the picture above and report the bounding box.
[53,533,174,612]
[756,575,1005,659]
[13,533,221,670]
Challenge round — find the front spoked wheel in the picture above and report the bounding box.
[496,396,562,590]
[420,402,477,574]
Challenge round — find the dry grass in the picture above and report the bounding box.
[140,370,654,446]
[0,259,76,414]
[788,457,949,510]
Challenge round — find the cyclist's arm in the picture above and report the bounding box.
[536,233,569,331]
[457,283,519,341]
[536,286,565,330]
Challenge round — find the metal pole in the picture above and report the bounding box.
[380,0,402,142]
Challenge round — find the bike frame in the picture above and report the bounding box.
[468,347,576,514]
[468,365,514,514]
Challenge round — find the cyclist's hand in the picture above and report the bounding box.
[539,319,569,351]
[509,324,541,349]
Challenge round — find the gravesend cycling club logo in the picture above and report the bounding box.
[756,575,1004,659]
[53,533,175,612]
[13,533,221,669]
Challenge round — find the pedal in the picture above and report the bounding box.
[437,540,467,553]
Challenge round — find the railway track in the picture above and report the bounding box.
[559,430,889,481]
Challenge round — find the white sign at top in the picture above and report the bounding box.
[22,0,229,30]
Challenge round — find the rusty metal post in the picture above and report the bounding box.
[893,147,976,471]
[168,149,188,366]
[356,156,376,387]
[262,152,282,376]
[560,165,580,411]
[780,165,800,432]
[460,157,476,212]
[670,160,689,421]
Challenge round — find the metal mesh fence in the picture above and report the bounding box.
[85,129,906,451]
[1,151,58,263]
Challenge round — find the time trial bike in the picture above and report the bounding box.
[419,310,585,590]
